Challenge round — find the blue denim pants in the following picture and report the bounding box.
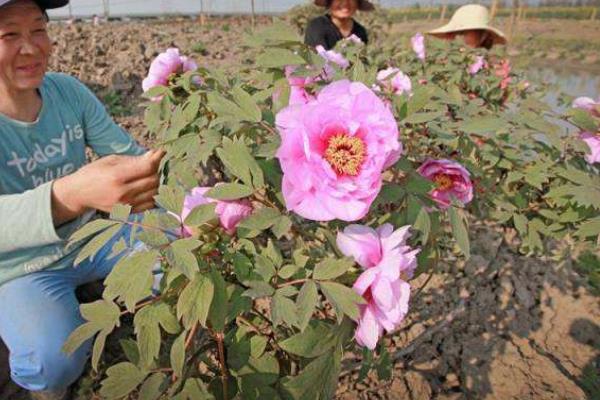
[0,219,161,392]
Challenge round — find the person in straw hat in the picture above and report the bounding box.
[427,4,507,49]
[305,0,374,50]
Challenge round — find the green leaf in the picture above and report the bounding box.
[205,183,253,200]
[271,290,298,327]
[238,207,280,232]
[407,85,434,115]
[104,250,158,312]
[570,108,599,132]
[170,332,186,379]
[576,217,600,238]
[110,203,132,222]
[278,264,299,279]
[154,185,186,215]
[217,137,265,189]
[513,213,528,236]
[172,378,214,400]
[74,224,122,265]
[256,48,306,68]
[166,239,202,279]
[279,321,337,358]
[99,362,148,400]
[134,302,180,368]
[208,268,228,333]
[461,116,505,135]
[319,281,365,322]
[271,215,292,239]
[282,348,342,400]
[312,257,353,281]
[296,280,318,331]
[242,281,275,298]
[177,273,215,329]
[448,206,470,259]
[68,219,119,246]
[138,373,166,400]
[184,203,217,227]
[263,239,283,268]
[413,207,432,244]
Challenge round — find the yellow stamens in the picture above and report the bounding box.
[324,134,366,176]
[434,174,453,190]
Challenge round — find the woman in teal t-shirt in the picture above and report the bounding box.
[0,1,164,399]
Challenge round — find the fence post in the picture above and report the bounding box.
[490,0,498,20]
[440,4,447,21]
[591,8,597,21]
[251,0,256,29]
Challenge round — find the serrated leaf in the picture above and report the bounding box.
[154,185,186,215]
[172,378,214,400]
[166,239,202,279]
[279,321,337,358]
[208,268,228,333]
[272,291,298,327]
[110,203,132,221]
[282,348,342,400]
[271,215,292,239]
[238,207,280,232]
[242,281,275,298]
[256,48,306,68]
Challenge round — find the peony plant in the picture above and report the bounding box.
[63,21,599,400]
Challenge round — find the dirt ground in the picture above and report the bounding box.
[1,16,599,400]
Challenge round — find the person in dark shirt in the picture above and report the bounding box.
[305,0,373,50]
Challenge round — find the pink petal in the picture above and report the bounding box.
[337,225,382,268]
[354,305,382,350]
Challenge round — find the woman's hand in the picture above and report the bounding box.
[51,150,165,226]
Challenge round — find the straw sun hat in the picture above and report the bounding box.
[314,0,375,12]
[428,4,507,45]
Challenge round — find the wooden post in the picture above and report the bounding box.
[251,0,256,29]
[440,4,447,21]
[68,2,73,18]
[490,0,499,20]
[591,8,597,21]
[199,0,206,25]
[102,0,109,18]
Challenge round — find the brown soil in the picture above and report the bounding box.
[1,16,599,400]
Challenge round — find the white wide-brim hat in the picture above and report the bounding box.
[428,4,507,45]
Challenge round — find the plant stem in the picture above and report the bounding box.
[215,332,228,400]
[120,296,161,316]
[276,278,308,288]
[185,322,199,350]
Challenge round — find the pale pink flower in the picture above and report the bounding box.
[344,34,363,45]
[180,186,253,236]
[468,55,486,75]
[142,48,199,94]
[580,132,600,165]
[284,66,316,106]
[494,59,511,90]
[573,97,600,117]
[411,33,426,61]
[337,224,419,350]
[376,67,412,96]
[275,80,402,221]
[316,45,350,69]
[417,159,474,209]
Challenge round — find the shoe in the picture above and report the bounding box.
[30,388,69,400]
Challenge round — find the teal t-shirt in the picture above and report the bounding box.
[0,72,145,287]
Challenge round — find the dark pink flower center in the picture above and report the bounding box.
[324,133,366,176]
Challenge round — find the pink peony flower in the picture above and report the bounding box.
[284,66,316,106]
[411,33,426,61]
[316,45,350,69]
[142,48,199,94]
[337,224,419,350]
[573,97,600,117]
[180,186,253,236]
[417,159,474,209]
[275,80,402,221]
[579,132,600,165]
[468,55,486,75]
[376,67,412,96]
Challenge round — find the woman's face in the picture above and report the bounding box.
[0,0,51,94]
[461,30,484,48]
[330,0,359,20]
